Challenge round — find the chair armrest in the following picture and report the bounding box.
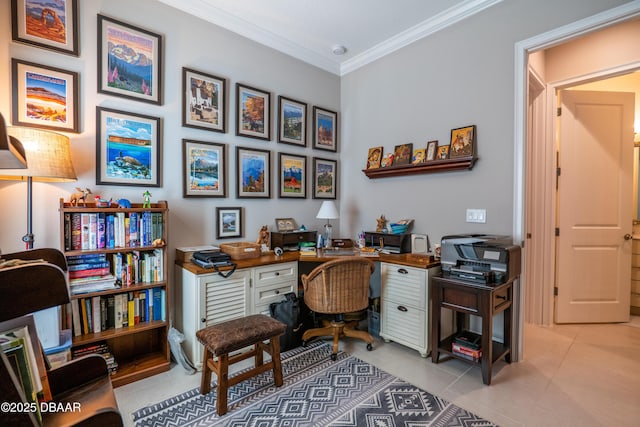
[48,354,110,397]
[0,248,67,271]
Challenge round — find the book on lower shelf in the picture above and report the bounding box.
[72,341,118,374]
[452,342,482,361]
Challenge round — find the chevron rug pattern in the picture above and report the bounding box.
[132,342,497,426]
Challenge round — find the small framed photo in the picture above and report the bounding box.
[278,96,307,146]
[96,107,161,187]
[98,14,163,105]
[183,139,226,198]
[412,148,426,164]
[312,157,337,199]
[278,152,306,198]
[275,218,297,232]
[216,207,242,239]
[313,106,337,152]
[11,0,79,56]
[367,146,383,169]
[426,140,438,161]
[393,143,413,166]
[436,145,450,160]
[236,83,271,141]
[11,59,79,132]
[450,125,476,159]
[182,67,226,133]
[236,146,271,198]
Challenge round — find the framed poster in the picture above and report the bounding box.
[450,125,476,159]
[97,14,162,105]
[313,106,337,152]
[216,207,242,239]
[11,59,79,132]
[278,152,306,199]
[278,96,307,146]
[182,67,226,133]
[236,146,271,198]
[96,107,161,187]
[183,139,226,198]
[312,157,337,199]
[11,0,79,56]
[236,83,270,140]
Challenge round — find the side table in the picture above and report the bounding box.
[430,274,514,385]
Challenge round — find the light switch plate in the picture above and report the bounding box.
[466,208,486,223]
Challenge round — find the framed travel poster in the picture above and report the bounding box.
[98,14,162,105]
[313,106,338,152]
[236,146,271,198]
[450,125,476,159]
[11,59,79,132]
[313,157,337,199]
[182,67,226,133]
[96,107,161,187]
[216,207,242,239]
[236,83,270,141]
[183,139,226,198]
[278,96,307,146]
[11,0,79,56]
[278,152,306,198]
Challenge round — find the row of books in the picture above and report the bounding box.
[451,330,482,362]
[71,342,118,374]
[63,211,163,251]
[70,288,166,336]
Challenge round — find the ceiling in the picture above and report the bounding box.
[157,0,502,75]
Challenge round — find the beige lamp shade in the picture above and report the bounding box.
[0,127,77,182]
[0,112,27,169]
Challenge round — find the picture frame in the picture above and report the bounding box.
[436,145,450,160]
[236,83,271,141]
[216,207,242,239]
[96,107,161,187]
[275,218,297,232]
[11,0,79,56]
[182,139,226,198]
[366,146,383,169]
[11,58,79,132]
[97,14,163,105]
[426,140,438,161]
[278,152,306,198]
[393,143,413,166]
[278,96,307,146]
[236,146,271,198]
[312,157,337,199]
[313,106,337,152]
[412,148,426,164]
[450,125,476,159]
[182,67,226,133]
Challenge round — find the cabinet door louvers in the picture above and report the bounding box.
[203,272,250,326]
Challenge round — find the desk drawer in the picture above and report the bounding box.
[381,263,426,308]
[492,285,511,311]
[381,303,425,349]
[254,262,297,287]
[442,286,479,313]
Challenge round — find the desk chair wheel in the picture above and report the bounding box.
[367,343,373,351]
[331,353,337,361]
[302,340,308,347]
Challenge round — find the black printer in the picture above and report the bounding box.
[440,234,521,284]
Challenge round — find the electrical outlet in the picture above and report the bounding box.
[466,208,486,223]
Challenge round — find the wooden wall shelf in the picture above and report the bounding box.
[362,157,477,179]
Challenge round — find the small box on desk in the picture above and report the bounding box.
[363,231,411,254]
[270,230,317,251]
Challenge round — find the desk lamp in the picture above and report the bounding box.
[0,127,77,249]
[316,200,339,249]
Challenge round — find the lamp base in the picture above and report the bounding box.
[324,223,333,249]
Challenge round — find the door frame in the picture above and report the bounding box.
[514,2,640,355]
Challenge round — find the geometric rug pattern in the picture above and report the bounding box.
[132,342,498,426]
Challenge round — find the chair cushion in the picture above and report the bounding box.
[196,314,286,355]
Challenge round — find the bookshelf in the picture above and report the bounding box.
[58,199,170,387]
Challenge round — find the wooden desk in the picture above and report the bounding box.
[430,275,513,385]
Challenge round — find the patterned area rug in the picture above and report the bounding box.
[132,342,497,426]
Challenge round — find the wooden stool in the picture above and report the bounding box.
[196,314,287,415]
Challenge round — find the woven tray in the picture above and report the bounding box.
[220,242,261,260]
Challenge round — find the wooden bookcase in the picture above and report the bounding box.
[58,199,170,387]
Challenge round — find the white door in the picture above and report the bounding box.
[556,89,634,323]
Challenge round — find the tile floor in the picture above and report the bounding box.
[116,318,640,426]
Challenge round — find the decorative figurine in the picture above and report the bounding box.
[94,196,113,207]
[256,225,270,252]
[376,215,388,233]
[117,198,131,208]
[142,190,152,208]
[70,187,93,206]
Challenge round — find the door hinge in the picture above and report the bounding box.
[555,228,560,236]
[556,167,561,177]
[557,107,562,116]
[554,286,558,296]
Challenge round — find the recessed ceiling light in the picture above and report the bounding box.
[331,44,347,56]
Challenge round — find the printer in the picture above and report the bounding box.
[440,234,521,284]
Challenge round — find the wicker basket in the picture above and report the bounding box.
[220,242,261,260]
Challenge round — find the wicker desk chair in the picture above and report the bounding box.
[301,256,375,360]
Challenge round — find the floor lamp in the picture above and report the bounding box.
[0,127,77,249]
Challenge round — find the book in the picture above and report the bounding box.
[452,342,482,361]
[453,330,482,350]
[152,287,162,321]
[92,296,102,333]
[71,299,82,337]
[71,213,82,250]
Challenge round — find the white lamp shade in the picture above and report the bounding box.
[316,200,339,219]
